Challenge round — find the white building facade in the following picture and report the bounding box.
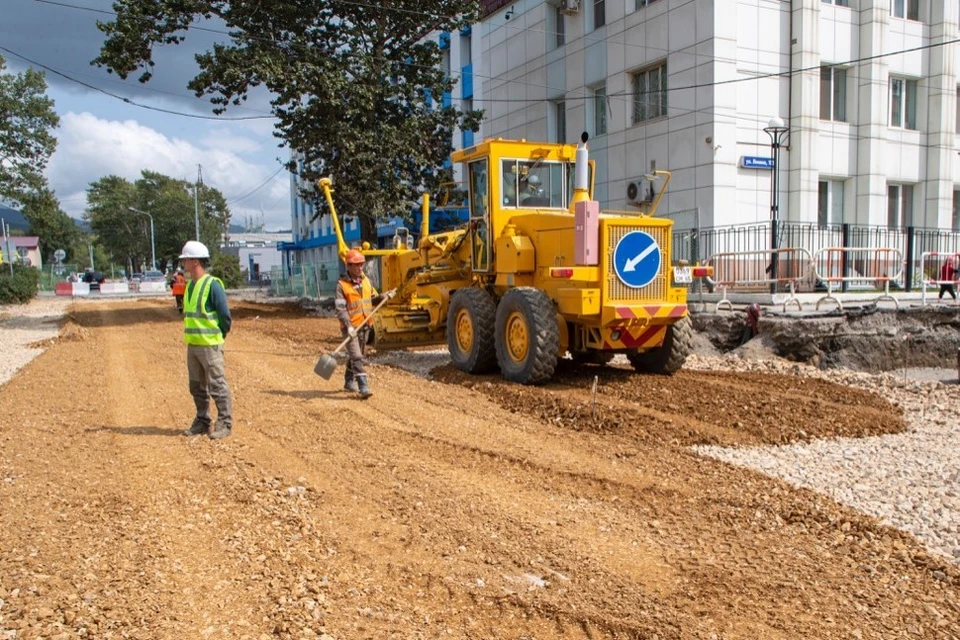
[473,0,960,233]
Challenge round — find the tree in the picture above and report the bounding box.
[94,0,483,245]
[0,55,59,206]
[19,188,81,264]
[85,171,230,272]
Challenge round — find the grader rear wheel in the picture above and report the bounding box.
[627,316,693,375]
[446,288,498,374]
[494,288,559,385]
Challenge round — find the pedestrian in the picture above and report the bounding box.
[179,240,233,439]
[334,249,394,398]
[938,255,957,301]
[171,268,187,313]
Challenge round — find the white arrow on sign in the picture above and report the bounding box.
[623,242,657,272]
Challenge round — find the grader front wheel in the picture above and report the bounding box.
[495,288,559,385]
[446,288,498,374]
[627,316,693,375]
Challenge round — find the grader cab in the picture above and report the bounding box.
[319,133,709,385]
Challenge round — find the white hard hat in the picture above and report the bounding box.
[179,240,210,259]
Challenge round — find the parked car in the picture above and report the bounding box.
[129,273,144,284]
[143,270,165,283]
[82,270,105,290]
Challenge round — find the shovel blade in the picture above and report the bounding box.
[314,353,338,379]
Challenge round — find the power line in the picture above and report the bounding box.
[0,45,274,121]
[227,166,287,204]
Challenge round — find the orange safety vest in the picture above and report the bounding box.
[340,276,376,328]
[172,274,187,296]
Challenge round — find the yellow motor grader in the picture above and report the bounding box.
[318,133,710,384]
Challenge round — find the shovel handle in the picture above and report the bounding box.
[330,292,394,355]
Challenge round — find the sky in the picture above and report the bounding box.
[1,0,293,231]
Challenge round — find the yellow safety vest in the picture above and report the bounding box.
[341,277,375,328]
[183,274,224,346]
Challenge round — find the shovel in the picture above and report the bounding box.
[314,295,393,380]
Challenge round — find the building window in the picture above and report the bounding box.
[887,184,914,228]
[593,85,607,135]
[954,190,960,231]
[632,63,668,124]
[593,0,605,29]
[890,0,919,20]
[554,100,567,143]
[822,0,850,6]
[889,77,918,130]
[442,49,451,77]
[460,34,471,66]
[635,0,662,9]
[820,67,847,122]
[554,5,565,48]
[956,87,960,133]
[818,180,844,226]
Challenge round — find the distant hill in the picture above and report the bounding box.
[0,205,29,232]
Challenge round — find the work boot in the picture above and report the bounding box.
[209,424,232,440]
[357,378,373,399]
[343,380,359,393]
[183,419,210,436]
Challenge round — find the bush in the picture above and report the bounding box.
[0,263,41,304]
[210,253,244,289]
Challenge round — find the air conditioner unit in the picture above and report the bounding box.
[559,0,580,16]
[626,180,654,207]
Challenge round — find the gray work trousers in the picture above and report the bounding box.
[187,344,232,429]
[342,326,370,384]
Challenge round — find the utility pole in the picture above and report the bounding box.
[194,164,202,240]
[2,219,13,276]
[128,207,156,271]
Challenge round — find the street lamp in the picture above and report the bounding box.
[763,116,790,294]
[127,207,156,271]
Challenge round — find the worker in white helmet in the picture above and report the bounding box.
[179,240,233,439]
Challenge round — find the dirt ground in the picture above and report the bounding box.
[1,298,959,639]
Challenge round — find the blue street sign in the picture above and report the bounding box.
[613,231,661,288]
[741,156,775,169]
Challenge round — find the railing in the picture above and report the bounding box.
[673,222,960,294]
[706,248,813,312]
[812,247,904,311]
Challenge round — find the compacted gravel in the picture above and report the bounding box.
[691,354,960,563]
[1,297,958,639]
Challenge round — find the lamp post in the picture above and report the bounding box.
[128,207,156,271]
[763,117,789,294]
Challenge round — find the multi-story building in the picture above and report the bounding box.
[474,0,960,233]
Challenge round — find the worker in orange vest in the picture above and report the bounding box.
[334,249,395,398]
[171,268,187,313]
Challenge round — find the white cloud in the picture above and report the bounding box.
[47,112,292,230]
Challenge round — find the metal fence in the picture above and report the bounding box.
[267,261,343,298]
[674,222,960,292]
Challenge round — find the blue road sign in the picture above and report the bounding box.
[613,231,661,288]
[741,156,774,169]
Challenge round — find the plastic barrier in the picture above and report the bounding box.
[919,251,960,306]
[138,281,167,294]
[705,247,812,312]
[54,282,90,296]
[812,247,903,311]
[99,282,130,295]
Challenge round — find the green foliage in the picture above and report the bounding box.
[0,55,59,206]
[0,263,40,304]
[210,253,243,289]
[93,0,483,245]
[19,188,81,264]
[84,171,230,272]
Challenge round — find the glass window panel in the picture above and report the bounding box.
[818,181,829,227]
[820,67,831,120]
[594,86,607,135]
[905,80,918,130]
[834,69,847,121]
[887,185,899,228]
[890,79,903,127]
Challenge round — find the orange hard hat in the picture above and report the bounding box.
[344,249,365,264]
